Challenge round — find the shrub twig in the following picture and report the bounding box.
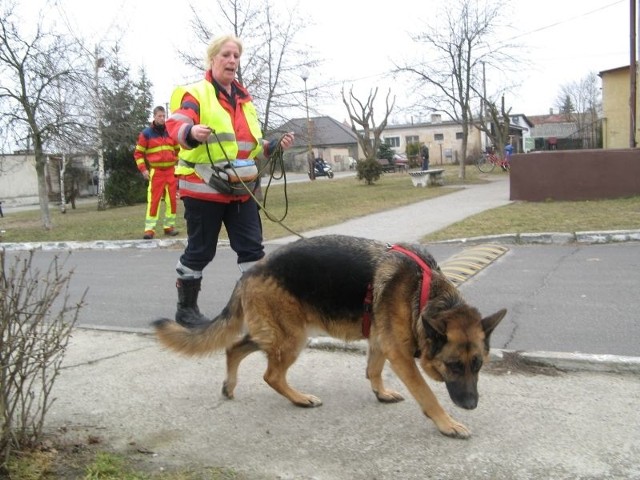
[0,249,86,472]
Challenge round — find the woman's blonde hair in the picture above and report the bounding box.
[205,35,243,70]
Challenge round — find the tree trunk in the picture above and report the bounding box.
[35,153,52,230]
[59,155,67,214]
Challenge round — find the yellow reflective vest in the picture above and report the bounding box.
[170,80,263,177]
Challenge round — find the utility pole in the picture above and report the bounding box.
[94,46,107,210]
[482,60,488,152]
[630,0,637,148]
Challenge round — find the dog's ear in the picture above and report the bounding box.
[481,308,507,337]
[423,289,459,336]
[422,312,448,360]
[425,314,447,336]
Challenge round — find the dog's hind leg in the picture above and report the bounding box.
[223,335,260,399]
[262,338,322,408]
[366,343,405,403]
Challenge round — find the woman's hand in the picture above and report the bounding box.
[279,132,295,150]
[191,124,212,143]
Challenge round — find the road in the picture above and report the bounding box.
[7,241,639,357]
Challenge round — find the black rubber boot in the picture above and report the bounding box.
[175,278,210,328]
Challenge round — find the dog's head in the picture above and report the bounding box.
[419,302,506,410]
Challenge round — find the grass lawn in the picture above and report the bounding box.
[1,165,639,244]
[0,166,479,243]
[422,195,640,242]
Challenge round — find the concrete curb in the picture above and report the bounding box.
[2,230,640,252]
[433,229,640,246]
[306,337,640,375]
[515,350,640,374]
[0,238,190,251]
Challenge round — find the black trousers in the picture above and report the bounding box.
[179,196,264,273]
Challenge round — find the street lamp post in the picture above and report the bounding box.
[301,68,314,179]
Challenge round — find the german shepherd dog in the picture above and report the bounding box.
[153,235,506,439]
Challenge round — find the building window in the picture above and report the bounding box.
[434,133,444,141]
[385,136,400,148]
[456,132,463,140]
[406,135,419,145]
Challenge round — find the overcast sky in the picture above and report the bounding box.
[29,0,631,123]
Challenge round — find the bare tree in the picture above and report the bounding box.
[475,95,511,158]
[341,86,395,162]
[555,72,601,148]
[0,1,89,228]
[47,76,95,213]
[396,0,514,179]
[555,94,576,115]
[179,0,261,85]
[178,0,317,132]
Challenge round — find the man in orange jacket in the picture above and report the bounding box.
[134,106,180,239]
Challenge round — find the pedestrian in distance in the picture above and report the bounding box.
[421,144,430,171]
[166,34,295,328]
[134,105,180,240]
[504,143,514,170]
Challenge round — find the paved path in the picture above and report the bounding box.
[272,176,511,244]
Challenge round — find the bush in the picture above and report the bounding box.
[356,158,383,185]
[0,251,85,473]
[406,143,421,168]
[406,142,420,158]
[377,143,394,161]
[104,170,147,206]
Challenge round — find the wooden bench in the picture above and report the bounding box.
[408,169,445,187]
[377,158,397,173]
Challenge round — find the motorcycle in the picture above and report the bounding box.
[308,161,334,179]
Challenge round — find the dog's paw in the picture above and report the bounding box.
[374,389,405,403]
[294,394,323,408]
[222,380,235,399]
[438,419,471,439]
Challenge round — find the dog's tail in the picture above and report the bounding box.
[152,286,244,357]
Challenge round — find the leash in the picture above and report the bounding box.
[361,244,433,338]
[205,131,304,239]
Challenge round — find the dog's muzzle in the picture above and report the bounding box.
[445,381,479,410]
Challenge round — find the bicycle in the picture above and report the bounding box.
[475,152,510,173]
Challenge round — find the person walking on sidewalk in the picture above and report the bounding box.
[134,105,180,240]
[166,34,294,328]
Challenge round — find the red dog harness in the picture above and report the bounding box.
[362,245,433,338]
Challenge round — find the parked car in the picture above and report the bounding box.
[392,153,408,170]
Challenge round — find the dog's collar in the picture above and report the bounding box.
[361,245,433,339]
[388,244,432,312]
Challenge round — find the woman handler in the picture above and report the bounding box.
[166,35,294,327]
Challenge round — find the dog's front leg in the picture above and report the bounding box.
[386,351,471,439]
[366,342,404,403]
